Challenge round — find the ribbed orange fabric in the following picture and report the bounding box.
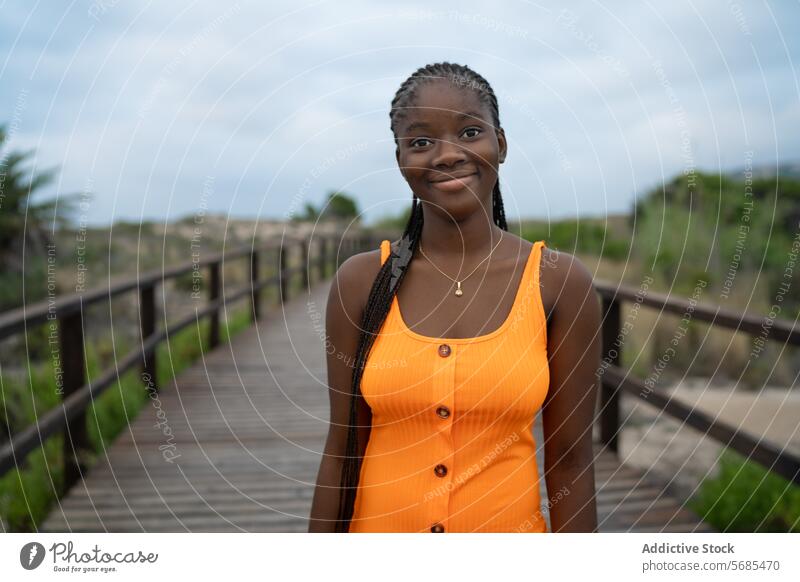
[349,239,550,533]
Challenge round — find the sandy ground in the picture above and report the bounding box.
[611,377,800,502]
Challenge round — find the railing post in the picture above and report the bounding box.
[250,250,260,323]
[324,235,337,277]
[279,244,288,305]
[140,284,157,391]
[59,310,89,491]
[337,235,345,269]
[209,261,220,349]
[599,294,622,455]
[320,238,329,280]
[300,238,310,291]
[328,235,336,275]
[317,238,324,280]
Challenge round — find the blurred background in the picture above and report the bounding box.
[0,0,798,533]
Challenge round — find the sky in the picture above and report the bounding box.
[1,0,799,226]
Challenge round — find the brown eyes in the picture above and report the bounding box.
[410,137,432,148]
[409,127,482,149]
[463,127,481,139]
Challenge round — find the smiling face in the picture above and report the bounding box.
[395,79,507,223]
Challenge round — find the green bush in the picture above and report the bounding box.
[688,448,800,532]
[633,171,800,313]
[521,219,630,260]
[0,438,63,531]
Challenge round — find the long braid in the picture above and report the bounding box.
[336,62,510,532]
[493,181,508,230]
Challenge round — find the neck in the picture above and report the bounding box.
[418,200,504,258]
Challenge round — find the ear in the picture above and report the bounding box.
[497,128,507,165]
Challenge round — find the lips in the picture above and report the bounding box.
[429,171,479,192]
[429,171,478,183]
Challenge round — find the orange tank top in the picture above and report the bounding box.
[349,239,550,533]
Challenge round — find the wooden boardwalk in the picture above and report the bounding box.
[41,281,713,533]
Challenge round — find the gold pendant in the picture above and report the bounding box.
[455,281,463,297]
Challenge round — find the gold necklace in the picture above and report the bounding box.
[418,232,504,297]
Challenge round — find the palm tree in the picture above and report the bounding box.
[0,123,77,273]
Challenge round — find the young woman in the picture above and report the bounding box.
[309,62,601,533]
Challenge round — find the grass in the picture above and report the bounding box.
[688,448,800,532]
[0,307,252,532]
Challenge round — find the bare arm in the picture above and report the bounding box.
[308,254,374,532]
[541,249,602,533]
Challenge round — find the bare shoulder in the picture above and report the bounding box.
[327,245,386,324]
[539,246,597,322]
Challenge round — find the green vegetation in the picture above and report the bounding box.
[632,171,800,307]
[689,448,800,532]
[372,205,412,232]
[0,307,251,532]
[291,190,361,223]
[520,216,631,261]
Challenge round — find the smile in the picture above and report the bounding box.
[429,173,478,192]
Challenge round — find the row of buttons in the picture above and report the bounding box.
[436,345,451,419]
[433,344,451,533]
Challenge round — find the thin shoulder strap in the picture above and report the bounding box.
[380,239,391,266]
[533,240,547,285]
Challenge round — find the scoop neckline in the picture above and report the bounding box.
[392,240,540,344]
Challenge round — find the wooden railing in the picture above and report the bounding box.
[594,279,800,486]
[0,230,380,491]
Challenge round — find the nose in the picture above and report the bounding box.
[432,138,467,169]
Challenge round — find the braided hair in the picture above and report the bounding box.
[335,61,510,532]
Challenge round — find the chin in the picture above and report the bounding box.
[423,192,489,223]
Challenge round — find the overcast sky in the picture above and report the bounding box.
[1,0,798,226]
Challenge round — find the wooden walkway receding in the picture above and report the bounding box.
[41,280,713,533]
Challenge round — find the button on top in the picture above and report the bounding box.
[436,406,450,419]
[438,344,451,357]
[430,523,445,533]
[434,464,448,478]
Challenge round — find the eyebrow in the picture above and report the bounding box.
[403,111,486,134]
